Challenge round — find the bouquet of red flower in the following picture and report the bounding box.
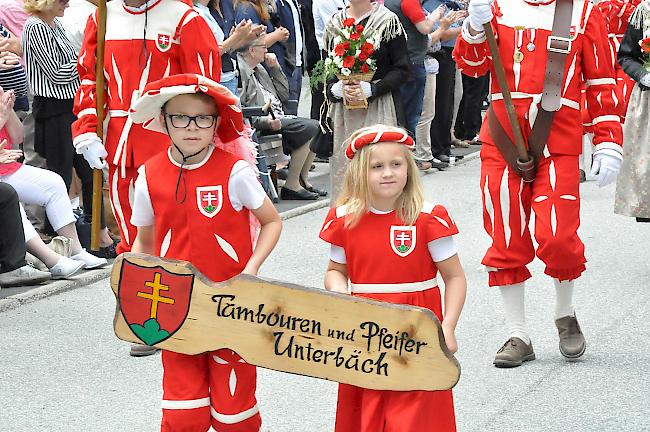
[640,37,650,70]
[324,18,378,109]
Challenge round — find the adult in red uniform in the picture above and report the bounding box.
[129,74,282,431]
[72,0,221,256]
[454,0,624,366]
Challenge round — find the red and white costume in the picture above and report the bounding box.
[72,0,221,254]
[131,146,266,432]
[597,0,640,121]
[320,203,459,432]
[453,0,624,286]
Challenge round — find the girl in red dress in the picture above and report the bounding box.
[320,124,467,432]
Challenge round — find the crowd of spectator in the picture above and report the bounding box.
[0,0,488,289]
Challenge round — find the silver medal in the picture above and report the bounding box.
[527,42,535,51]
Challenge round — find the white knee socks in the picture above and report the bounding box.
[553,279,575,320]
[498,282,530,345]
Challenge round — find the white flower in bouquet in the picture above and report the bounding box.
[340,67,351,76]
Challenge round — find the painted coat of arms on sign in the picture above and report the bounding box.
[157,33,172,52]
[390,226,417,257]
[118,260,194,346]
[196,186,223,218]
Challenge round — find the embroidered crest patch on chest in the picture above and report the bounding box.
[390,226,417,258]
[157,33,172,52]
[196,186,223,218]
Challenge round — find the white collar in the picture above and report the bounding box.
[167,145,214,170]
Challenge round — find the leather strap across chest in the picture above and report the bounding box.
[489,0,574,178]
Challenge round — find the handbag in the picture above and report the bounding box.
[310,117,333,159]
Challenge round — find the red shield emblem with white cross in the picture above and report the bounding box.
[196,185,223,218]
[157,33,171,52]
[390,226,417,258]
[118,259,194,346]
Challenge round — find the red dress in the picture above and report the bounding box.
[142,148,261,432]
[320,202,459,432]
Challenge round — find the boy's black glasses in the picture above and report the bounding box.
[165,114,218,129]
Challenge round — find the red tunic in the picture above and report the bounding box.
[320,202,459,432]
[72,0,221,170]
[143,148,252,281]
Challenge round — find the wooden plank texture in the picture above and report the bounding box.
[111,253,461,391]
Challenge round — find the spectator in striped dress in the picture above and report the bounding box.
[0,22,29,111]
[22,0,115,252]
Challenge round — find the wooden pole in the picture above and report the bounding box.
[482,23,530,164]
[91,0,107,251]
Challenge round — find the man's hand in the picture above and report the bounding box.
[590,149,622,187]
[468,0,493,32]
[228,20,266,51]
[264,52,280,69]
[77,137,108,170]
[441,10,468,28]
[272,27,290,43]
[0,139,23,164]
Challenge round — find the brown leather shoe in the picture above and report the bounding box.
[129,344,160,357]
[493,337,536,368]
[555,315,586,359]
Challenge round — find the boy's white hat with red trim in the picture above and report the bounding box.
[345,128,414,160]
[129,73,245,143]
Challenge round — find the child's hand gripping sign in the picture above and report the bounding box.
[111,253,461,391]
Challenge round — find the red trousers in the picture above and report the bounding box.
[108,164,138,254]
[335,288,456,432]
[161,349,261,432]
[480,145,586,287]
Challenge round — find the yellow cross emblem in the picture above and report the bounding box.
[137,272,175,319]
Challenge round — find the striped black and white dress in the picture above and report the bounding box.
[22,16,79,100]
[21,15,85,190]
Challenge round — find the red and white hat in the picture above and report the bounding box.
[345,127,415,160]
[129,74,245,143]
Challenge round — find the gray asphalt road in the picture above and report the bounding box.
[2,158,649,432]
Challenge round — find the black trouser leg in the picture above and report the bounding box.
[0,183,27,273]
[455,73,488,140]
[430,47,456,158]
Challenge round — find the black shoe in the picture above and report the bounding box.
[429,160,449,170]
[277,167,288,181]
[579,169,586,183]
[300,176,328,197]
[90,240,118,259]
[450,153,464,160]
[436,154,450,163]
[636,217,650,223]
[280,187,319,200]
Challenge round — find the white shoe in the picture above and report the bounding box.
[0,264,51,287]
[49,257,85,279]
[71,249,108,269]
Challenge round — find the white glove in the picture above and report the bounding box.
[468,0,493,32]
[639,73,650,87]
[590,149,622,187]
[359,81,373,98]
[77,138,108,170]
[331,80,344,98]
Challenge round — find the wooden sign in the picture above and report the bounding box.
[111,253,461,391]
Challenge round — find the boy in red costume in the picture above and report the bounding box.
[129,73,282,431]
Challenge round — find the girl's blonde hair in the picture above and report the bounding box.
[337,124,424,228]
[23,0,56,13]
